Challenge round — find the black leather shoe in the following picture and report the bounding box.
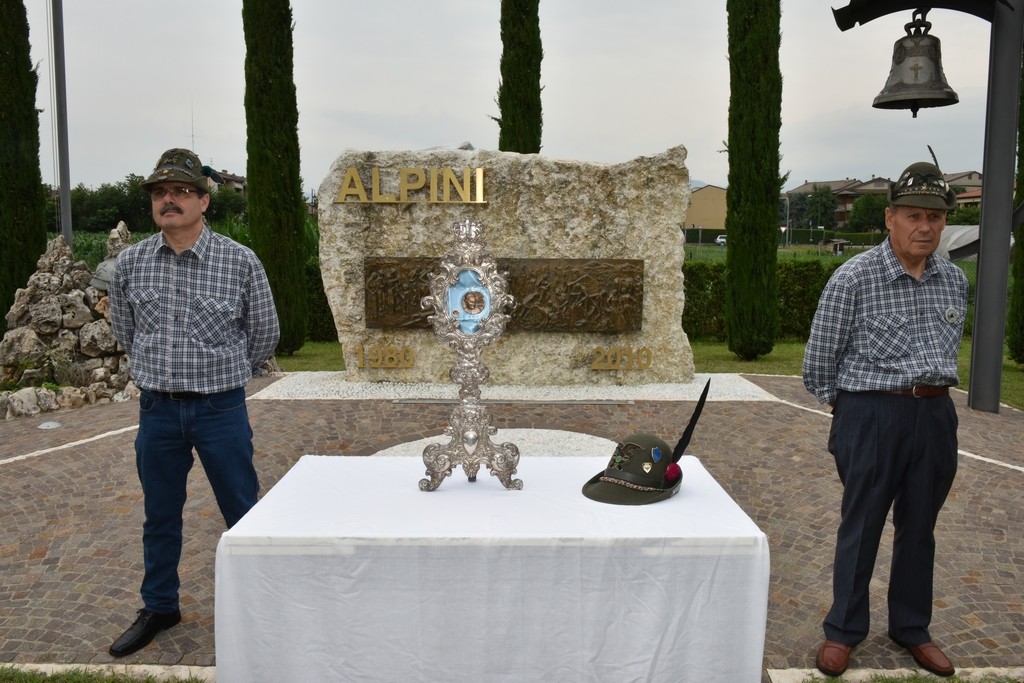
[109,608,181,657]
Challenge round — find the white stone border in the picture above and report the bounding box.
[249,372,776,402]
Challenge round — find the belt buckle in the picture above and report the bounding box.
[912,386,921,398]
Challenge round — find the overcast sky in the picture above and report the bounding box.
[24,1,992,195]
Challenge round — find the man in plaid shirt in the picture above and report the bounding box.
[803,158,968,678]
[107,149,279,657]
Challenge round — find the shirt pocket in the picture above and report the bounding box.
[863,313,912,362]
[127,288,162,333]
[190,296,240,346]
[930,305,964,357]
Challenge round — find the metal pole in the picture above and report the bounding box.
[51,0,73,252]
[968,0,1024,413]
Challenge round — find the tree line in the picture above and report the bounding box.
[778,185,979,233]
[42,176,248,235]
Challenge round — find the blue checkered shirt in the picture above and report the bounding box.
[109,227,280,394]
[802,238,968,405]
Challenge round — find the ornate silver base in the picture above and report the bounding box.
[419,401,522,491]
[419,219,521,492]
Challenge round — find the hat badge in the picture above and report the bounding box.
[610,445,630,471]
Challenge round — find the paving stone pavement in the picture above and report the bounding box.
[1,373,1022,679]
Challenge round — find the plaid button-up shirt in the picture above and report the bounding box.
[109,227,280,394]
[802,238,968,405]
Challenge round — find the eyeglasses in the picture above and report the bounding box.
[151,186,201,200]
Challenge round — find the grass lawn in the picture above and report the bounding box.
[0,669,205,683]
[2,664,1018,683]
[276,339,1024,411]
[274,341,347,371]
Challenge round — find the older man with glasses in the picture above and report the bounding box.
[106,148,279,657]
[803,157,967,678]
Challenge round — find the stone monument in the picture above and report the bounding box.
[318,145,694,386]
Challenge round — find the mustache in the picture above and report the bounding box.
[160,205,183,215]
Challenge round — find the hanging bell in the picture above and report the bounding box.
[873,11,959,118]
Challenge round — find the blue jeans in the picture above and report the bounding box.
[135,387,259,613]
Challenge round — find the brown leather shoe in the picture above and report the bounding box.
[816,640,852,677]
[890,636,955,677]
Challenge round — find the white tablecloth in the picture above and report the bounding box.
[215,455,770,682]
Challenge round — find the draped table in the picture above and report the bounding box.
[215,454,769,682]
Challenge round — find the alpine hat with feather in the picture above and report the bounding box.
[582,379,711,505]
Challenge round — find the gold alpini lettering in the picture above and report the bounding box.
[430,168,440,203]
[475,167,485,203]
[337,167,369,203]
[443,168,471,203]
[399,168,426,202]
[370,167,397,203]
[334,166,487,204]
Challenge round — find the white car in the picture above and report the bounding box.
[714,235,727,245]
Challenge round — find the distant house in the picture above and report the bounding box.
[786,179,863,229]
[686,184,727,234]
[956,188,981,210]
[786,178,863,196]
[945,171,982,191]
[834,177,889,227]
[786,170,982,229]
[217,170,247,194]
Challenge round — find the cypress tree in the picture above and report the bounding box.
[1007,44,1024,364]
[242,0,307,355]
[724,0,782,360]
[0,1,47,335]
[494,0,543,153]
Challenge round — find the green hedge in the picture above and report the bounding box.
[683,258,979,341]
[679,261,726,339]
[683,260,841,341]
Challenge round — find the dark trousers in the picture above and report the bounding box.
[135,387,259,613]
[824,391,958,647]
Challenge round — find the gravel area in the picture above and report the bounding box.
[250,372,777,402]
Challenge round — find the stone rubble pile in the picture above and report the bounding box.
[0,223,139,420]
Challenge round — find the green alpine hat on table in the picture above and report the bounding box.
[582,379,711,505]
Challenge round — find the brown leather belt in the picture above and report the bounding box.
[880,386,950,398]
[150,390,206,401]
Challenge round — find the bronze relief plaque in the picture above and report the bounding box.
[364,257,643,333]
